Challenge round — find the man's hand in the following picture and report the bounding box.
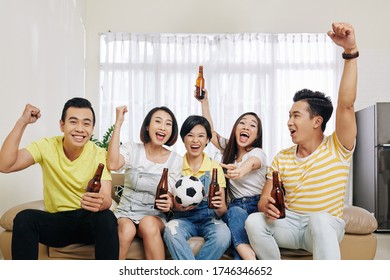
[263,196,285,220]
[81,192,105,212]
[21,104,41,125]
[327,22,357,53]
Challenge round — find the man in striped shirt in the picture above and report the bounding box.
[245,22,358,260]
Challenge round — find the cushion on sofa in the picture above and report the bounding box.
[343,205,378,234]
[0,200,45,230]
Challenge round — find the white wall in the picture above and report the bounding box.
[0,0,86,217]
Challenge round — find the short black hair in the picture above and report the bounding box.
[140,106,178,146]
[180,115,212,141]
[61,97,96,126]
[293,89,333,132]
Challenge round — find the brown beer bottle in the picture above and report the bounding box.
[86,163,104,193]
[195,65,205,100]
[154,168,169,210]
[208,168,220,209]
[271,171,286,219]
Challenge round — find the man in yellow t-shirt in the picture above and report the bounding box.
[246,22,358,260]
[0,97,119,259]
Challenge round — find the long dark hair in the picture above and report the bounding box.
[222,112,263,165]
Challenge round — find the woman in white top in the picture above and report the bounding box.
[108,106,182,260]
[197,90,268,260]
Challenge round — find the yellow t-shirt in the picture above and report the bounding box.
[26,136,111,213]
[182,152,226,188]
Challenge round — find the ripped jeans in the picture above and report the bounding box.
[163,207,231,260]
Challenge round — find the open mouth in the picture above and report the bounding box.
[239,132,250,142]
[290,129,296,137]
[190,144,201,152]
[156,132,166,141]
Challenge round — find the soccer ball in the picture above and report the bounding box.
[174,176,206,207]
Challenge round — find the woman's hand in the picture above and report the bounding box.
[115,106,128,126]
[155,193,172,213]
[221,163,242,180]
[211,189,227,216]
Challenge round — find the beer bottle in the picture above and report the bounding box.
[208,168,220,209]
[195,65,205,100]
[86,163,104,193]
[154,168,169,210]
[271,171,286,219]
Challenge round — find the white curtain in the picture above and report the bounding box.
[99,32,341,161]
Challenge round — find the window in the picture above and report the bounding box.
[99,32,341,161]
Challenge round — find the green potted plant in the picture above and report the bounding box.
[91,124,124,198]
[90,124,116,150]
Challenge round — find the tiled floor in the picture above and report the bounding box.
[374,233,390,260]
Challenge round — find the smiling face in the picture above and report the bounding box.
[288,100,322,145]
[234,114,259,149]
[183,124,208,159]
[60,107,94,150]
[147,110,173,146]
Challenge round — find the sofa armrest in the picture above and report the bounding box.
[0,200,45,231]
[343,205,378,234]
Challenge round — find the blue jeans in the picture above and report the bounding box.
[163,206,231,260]
[222,195,259,259]
[245,209,346,260]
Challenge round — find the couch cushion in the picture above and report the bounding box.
[0,200,45,230]
[48,238,150,260]
[343,205,378,234]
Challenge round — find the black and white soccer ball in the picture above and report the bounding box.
[174,176,205,207]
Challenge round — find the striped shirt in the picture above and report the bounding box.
[268,132,354,218]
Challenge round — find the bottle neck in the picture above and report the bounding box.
[272,172,279,188]
[94,164,104,181]
[160,168,168,187]
[211,169,217,183]
[198,66,203,76]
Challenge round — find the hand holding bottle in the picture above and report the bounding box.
[155,193,173,213]
[265,171,286,219]
[194,88,209,102]
[80,192,104,212]
[154,168,170,212]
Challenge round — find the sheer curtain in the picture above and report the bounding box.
[99,32,341,161]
